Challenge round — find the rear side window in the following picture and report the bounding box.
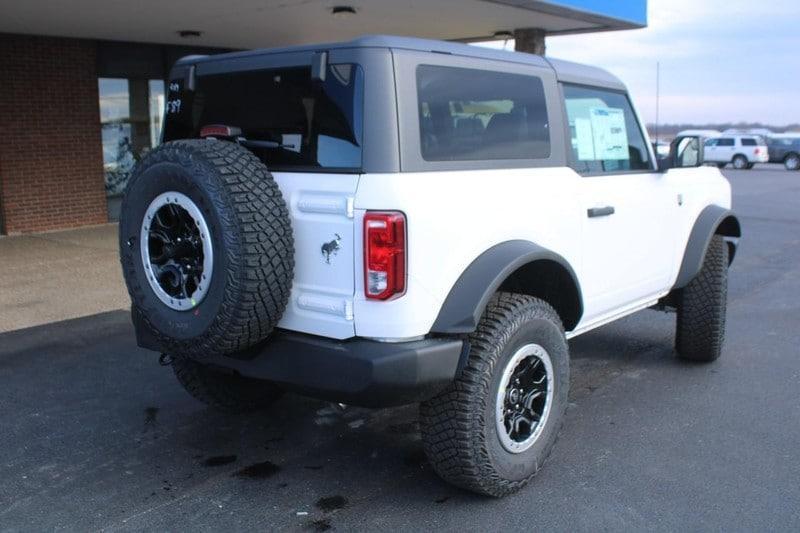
[717,138,735,146]
[416,65,550,161]
[164,64,364,172]
[562,84,651,174]
[741,138,757,146]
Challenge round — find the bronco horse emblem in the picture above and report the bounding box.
[321,234,342,264]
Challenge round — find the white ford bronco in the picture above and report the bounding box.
[119,36,741,497]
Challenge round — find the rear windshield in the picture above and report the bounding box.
[164,64,364,172]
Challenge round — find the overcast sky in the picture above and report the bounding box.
[481,0,800,126]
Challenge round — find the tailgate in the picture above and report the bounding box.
[273,172,359,339]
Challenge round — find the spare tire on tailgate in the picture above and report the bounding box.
[119,139,294,358]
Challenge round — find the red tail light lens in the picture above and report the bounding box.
[200,124,242,138]
[754,148,762,155]
[364,211,406,300]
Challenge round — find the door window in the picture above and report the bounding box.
[562,84,651,174]
[717,138,735,147]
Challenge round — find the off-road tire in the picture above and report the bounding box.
[172,356,283,412]
[119,139,294,358]
[675,235,729,362]
[419,292,569,497]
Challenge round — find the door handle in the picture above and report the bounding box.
[587,206,615,218]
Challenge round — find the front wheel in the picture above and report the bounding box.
[784,153,800,171]
[420,293,569,497]
[675,235,729,362]
[732,155,749,169]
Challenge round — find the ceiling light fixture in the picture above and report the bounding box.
[332,6,357,18]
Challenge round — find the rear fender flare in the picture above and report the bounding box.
[430,240,583,334]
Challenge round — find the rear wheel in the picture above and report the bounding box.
[420,293,569,497]
[784,153,800,171]
[172,356,283,412]
[675,235,728,362]
[732,154,749,169]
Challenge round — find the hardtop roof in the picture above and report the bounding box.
[176,34,626,91]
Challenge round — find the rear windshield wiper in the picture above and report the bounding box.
[235,137,296,150]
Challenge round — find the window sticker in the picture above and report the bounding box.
[574,118,595,160]
[589,107,629,160]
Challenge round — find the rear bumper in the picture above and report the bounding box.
[132,307,465,407]
[203,332,465,407]
[132,307,466,407]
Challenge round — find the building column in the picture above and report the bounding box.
[514,28,546,55]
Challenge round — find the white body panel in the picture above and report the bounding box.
[347,164,732,341]
[354,167,582,339]
[272,171,359,340]
[270,164,731,342]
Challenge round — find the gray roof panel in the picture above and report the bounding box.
[175,34,626,92]
[544,57,626,90]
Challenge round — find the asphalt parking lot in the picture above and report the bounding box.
[1,166,799,532]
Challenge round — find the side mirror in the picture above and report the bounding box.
[659,135,704,171]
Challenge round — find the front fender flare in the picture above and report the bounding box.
[430,240,583,334]
[673,205,741,289]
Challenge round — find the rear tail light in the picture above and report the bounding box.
[754,148,762,155]
[200,124,242,138]
[364,211,406,300]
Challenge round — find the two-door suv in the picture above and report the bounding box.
[119,36,741,496]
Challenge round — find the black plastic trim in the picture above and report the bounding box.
[673,205,741,289]
[134,311,464,407]
[430,240,583,334]
[186,332,463,407]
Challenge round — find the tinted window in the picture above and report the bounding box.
[741,138,757,146]
[717,138,735,146]
[416,65,550,161]
[704,138,718,147]
[562,84,651,173]
[164,64,364,171]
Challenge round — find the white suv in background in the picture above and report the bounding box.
[704,135,768,169]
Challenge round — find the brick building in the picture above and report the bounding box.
[0,0,645,234]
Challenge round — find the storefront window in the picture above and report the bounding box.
[98,78,165,219]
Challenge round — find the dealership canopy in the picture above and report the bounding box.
[0,0,647,49]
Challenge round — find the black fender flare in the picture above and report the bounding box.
[430,240,583,334]
[673,205,741,289]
